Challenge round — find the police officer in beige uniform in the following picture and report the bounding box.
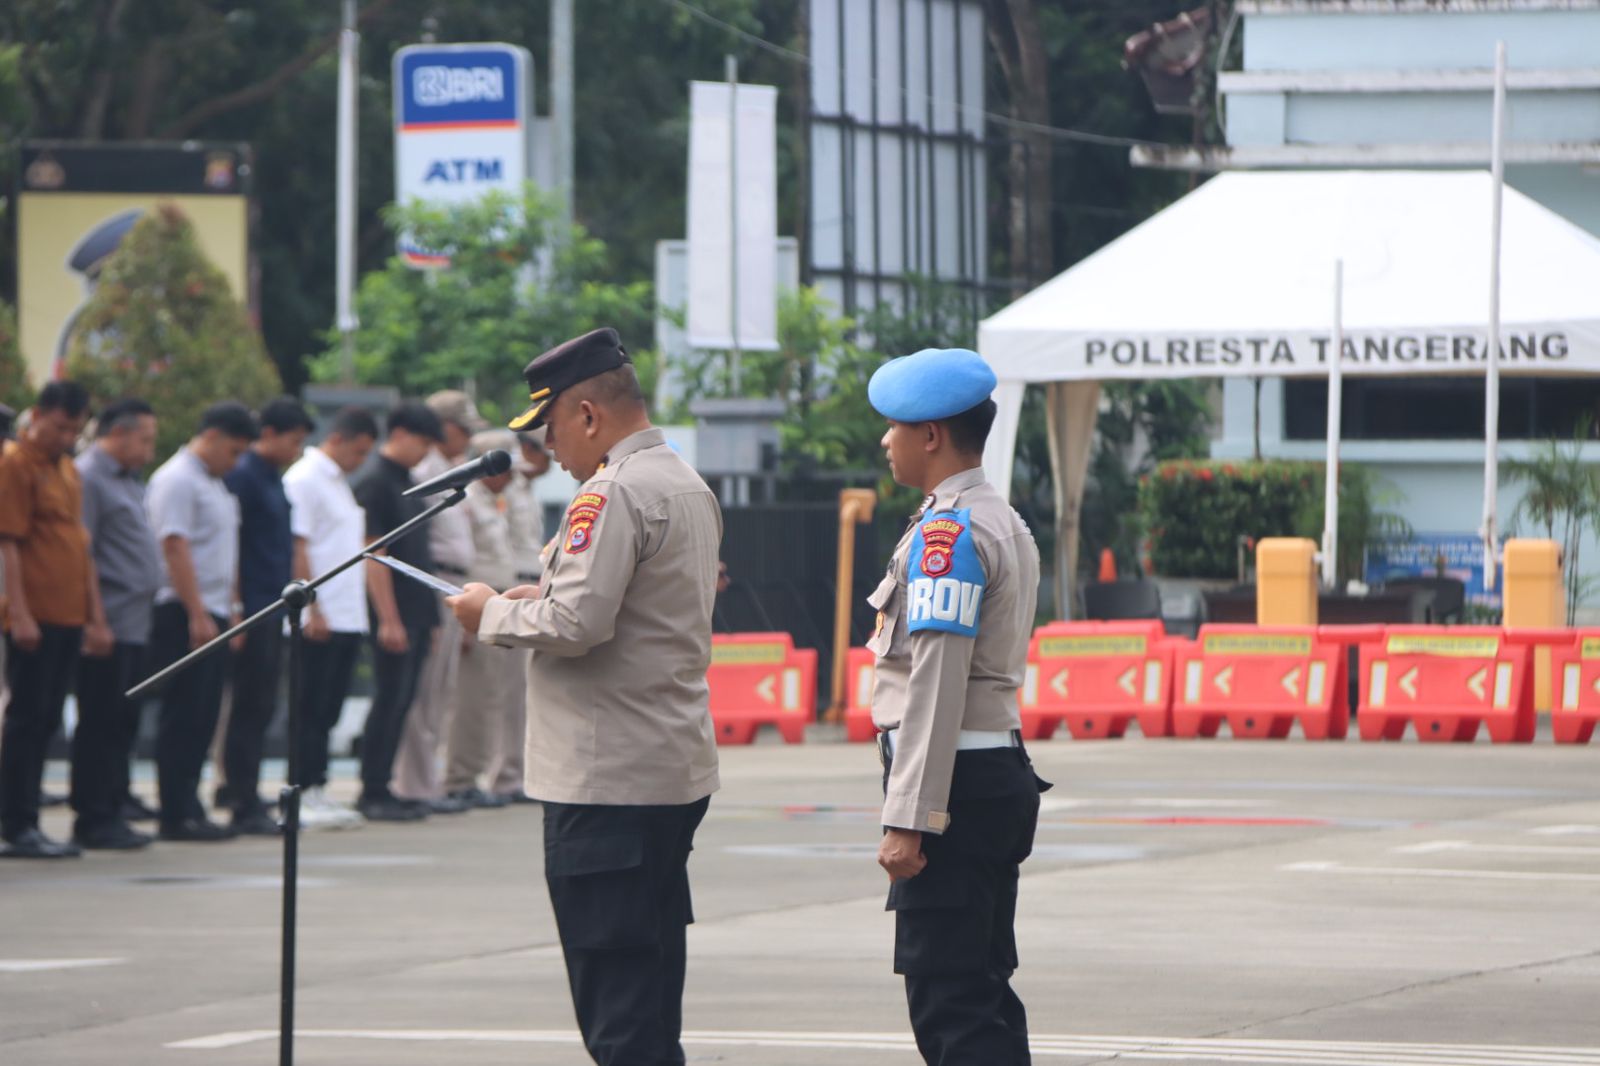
[866,347,1050,1065]
[448,327,722,1066]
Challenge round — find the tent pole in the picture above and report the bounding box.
[1323,259,1343,590]
[1483,40,1507,591]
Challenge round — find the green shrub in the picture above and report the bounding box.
[1139,460,1408,581]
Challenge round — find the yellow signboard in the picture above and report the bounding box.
[1385,634,1500,657]
[1580,637,1600,660]
[1202,633,1312,656]
[1037,635,1147,658]
[711,643,787,665]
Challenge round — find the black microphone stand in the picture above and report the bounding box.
[127,487,469,1066]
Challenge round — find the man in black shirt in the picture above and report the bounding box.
[219,397,313,834]
[350,403,445,822]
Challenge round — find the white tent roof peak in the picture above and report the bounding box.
[978,169,1600,384]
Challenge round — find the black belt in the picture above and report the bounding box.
[436,564,468,578]
[516,571,540,582]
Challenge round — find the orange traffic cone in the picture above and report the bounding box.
[1098,548,1118,583]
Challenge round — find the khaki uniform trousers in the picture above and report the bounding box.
[444,641,523,794]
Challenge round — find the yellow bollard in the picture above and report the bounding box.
[1256,538,1319,626]
[1503,538,1563,713]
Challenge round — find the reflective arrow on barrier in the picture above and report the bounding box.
[755,675,777,704]
[1282,667,1302,699]
[1467,666,1488,703]
[1399,667,1420,700]
[1214,665,1234,697]
[1050,669,1069,699]
[1117,666,1138,698]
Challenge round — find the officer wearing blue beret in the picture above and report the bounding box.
[865,347,1050,1064]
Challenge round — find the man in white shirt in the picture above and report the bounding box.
[282,406,378,831]
[390,390,483,813]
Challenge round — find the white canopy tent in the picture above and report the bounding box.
[978,170,1600,616]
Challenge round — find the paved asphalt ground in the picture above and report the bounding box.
[4,730,1600,1065]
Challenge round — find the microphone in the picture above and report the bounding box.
[403,449,513,498]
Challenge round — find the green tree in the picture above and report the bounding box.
[1504,425,1600,623]
[63,204,281,461]
[1080,380,1212,576]
[313,184,653,421]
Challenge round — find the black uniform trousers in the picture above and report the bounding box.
[149,602,231,827]
[71,641,147,835]
[221,620,284,810]
[542,796,710,1066]
[299,632,363,789]
[1,625,82,839]
[359,623,432,803]
[884,744,1046,1066]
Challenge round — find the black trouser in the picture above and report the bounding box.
[150,602,231,827]
[359,623,432,803]
[299,632,363,789]
[222,620,284,810]
[1,625,82,839]
[884,745,1047,1066]
[71,641,146,834]
[543,797,710,1066]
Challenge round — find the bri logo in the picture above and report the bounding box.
[908,578,981,628]
[414,65,505,106]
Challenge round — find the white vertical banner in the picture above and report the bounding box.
[687,80,779,351]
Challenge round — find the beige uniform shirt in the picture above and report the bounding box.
[415,447,475,572]
[867,467,1039,833]
[503,470,545,579]
[464,481,516,591]
[478,428,723,806]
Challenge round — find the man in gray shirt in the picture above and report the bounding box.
[72,398,163,850]
[145,402,255,842]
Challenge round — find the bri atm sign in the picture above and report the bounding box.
[392,43,532,268]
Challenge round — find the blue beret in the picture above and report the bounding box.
[868,348,997,422]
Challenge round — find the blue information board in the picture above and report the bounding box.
[1364,533,1501,608]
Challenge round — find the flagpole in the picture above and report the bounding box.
[1323,259,1344,590]
[1483,40,1507,590]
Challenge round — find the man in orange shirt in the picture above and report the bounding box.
[0,381,111,859]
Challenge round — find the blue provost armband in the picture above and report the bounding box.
[905,508,985,637]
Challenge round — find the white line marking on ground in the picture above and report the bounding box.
[1392,840,1600,857]
[0,957,125,973]
[1038,797,1270,813]
[164,1029,1600,1063]
[1530,824,1600,836]
[1283,860,1600,883]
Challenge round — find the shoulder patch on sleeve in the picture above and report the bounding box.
[563,492,606,554]
[905,508,985,637]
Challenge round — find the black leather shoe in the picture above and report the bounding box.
[231,808,282,836]
[356,797,428,822]
[121,795,160,822]
[75,821,155,851]
[422,793,472,815]
[160,817,238,842]
[1,827,82,859]
[448,788,511,810]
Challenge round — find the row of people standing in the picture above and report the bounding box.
[0,384,548,857]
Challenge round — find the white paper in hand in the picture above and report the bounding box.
[365,553,465,597]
